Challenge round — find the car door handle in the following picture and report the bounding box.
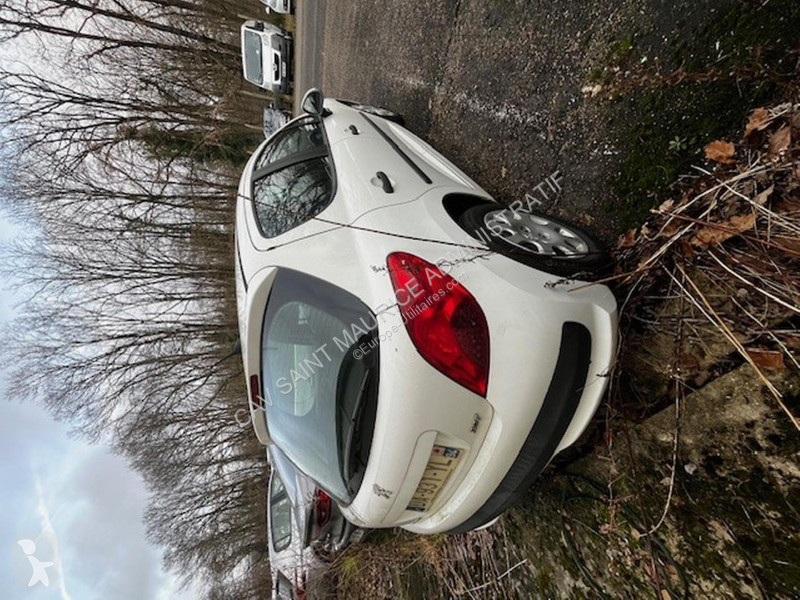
[375,171,394,193]
[348,124,359,135]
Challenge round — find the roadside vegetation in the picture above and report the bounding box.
[598,0,800,229]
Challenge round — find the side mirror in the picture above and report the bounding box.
[301,88,325,116]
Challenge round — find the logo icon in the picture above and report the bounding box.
[17,539,54,588]
[372,484,393,499]
[11,530,60,591]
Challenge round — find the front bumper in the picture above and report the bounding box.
[279,35,293,92]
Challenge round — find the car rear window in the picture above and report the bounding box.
[261,269,379,503]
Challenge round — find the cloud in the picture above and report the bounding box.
[62,450,161,600]
[35,475,73,600]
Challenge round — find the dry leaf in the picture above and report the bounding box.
[665,564,680,581]
[661,590,671,600]
[618,228,637,249]
[729,213,757,232]
[694,227,728,247]
[693,212,756,246]
[783,336,800,350]
[768,126,791,157]
[656,199,675,213]
[754,185,774,206]
[704,140,736,164]
[679,239,696,258]
[680,353,700,371]
[630,527,641,542]
[744,107,770,136]
[661,222,680,238]
[746,348,785,370]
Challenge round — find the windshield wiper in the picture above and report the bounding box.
[342,367,373,494]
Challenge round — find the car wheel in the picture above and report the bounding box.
[310,540,333,562]
[457,204,611,279]
[352,104,405,125]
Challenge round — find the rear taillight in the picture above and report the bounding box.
[314,488,332,528]
[386,252,489,396]
[296,574,307,599]
[249,374,263,409]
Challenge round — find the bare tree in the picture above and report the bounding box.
[0,2,276,597]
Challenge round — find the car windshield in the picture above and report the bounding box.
[261,269,379,504]
[243,30,262,84]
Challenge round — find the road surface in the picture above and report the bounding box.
[292,0,737,240]
[293,0,326,114]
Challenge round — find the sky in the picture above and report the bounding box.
[0,211,198,599]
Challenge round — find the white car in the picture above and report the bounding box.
[236,89,617,535]
[261,0,293,14]
[240,20,292,94]
[267,445,350,599]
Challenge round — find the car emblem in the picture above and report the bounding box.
[470,413,482,433]
[372,484,393,499]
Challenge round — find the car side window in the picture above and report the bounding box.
[270,475,292,552]
[252,157,333,238]
[275,572,294,600]
[257,119,326,169]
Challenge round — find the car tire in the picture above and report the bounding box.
[311,541,333,563]
[457,204,611,279]
[352,104,405,125]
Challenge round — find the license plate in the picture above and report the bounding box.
[407,445,462,513]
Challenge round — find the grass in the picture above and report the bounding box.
[611,78,776,229]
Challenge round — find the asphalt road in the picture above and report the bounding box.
[293,0,737,240]
[292,0,326,114]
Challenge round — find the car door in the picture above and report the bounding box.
[329,113,436,215]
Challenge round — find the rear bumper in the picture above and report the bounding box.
[447,322,591,533]
[394,244,616,534]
